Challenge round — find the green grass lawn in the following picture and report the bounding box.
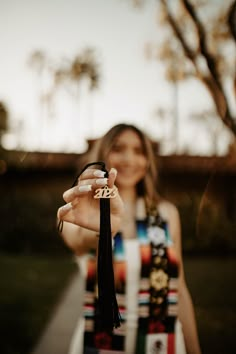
[184,255,236,354]
[0,253,77,354]
[0,254,235,354]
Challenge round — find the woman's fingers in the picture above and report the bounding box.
[63,184,92,203]
[57,166,122,233]
[63,177,108,203]
[79,168,106,180]
[57,201,73,219]
[58,166,118,217]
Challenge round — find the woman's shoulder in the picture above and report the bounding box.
[157,198,180,223]
[157,199,181,243]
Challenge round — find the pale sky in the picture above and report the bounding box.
[0,0,234,155]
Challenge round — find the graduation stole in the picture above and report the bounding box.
[83,211,179,352]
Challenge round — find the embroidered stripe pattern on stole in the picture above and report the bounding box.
[135,216,179,354]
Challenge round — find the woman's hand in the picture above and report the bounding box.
[57,168,124,234]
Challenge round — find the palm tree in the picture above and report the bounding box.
[29,48,100,147]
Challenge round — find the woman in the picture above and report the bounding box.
[57,123,202,354]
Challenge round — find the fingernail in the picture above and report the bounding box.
[110,168,117,176]
[93,170,106,177]
[78,185,92,192]
[95,178,108,185]
[62,202,72,211]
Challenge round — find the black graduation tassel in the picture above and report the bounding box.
[95,164,121,331]
[58,161,121,331]
[96,169,121,330]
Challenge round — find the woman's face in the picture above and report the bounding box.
[107,129,148,189]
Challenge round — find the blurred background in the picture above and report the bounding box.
[0,0,236,353]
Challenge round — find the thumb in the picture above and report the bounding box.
[108,168,117,188]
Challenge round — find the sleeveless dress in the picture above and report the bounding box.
[69,204,186,354]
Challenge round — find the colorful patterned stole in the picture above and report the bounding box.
[83,213,179,353]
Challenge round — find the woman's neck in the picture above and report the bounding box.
[118,187,137,239]
[118,186,137,204]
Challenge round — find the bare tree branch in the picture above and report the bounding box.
[181,0,220,83]
[160,0,196,63]
[228,0,236,97]
[160,0,236,135]
[228,0,236,41]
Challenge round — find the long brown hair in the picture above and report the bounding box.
[88,123,160,212]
